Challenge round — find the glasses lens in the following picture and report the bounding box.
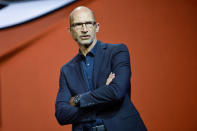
[71,21,96,29]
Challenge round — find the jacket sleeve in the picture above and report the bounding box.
[79,44,131,108]
[55,68,96,125]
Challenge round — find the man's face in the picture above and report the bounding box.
[70,10,99,46]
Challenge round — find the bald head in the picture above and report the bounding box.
[69,6,96,26]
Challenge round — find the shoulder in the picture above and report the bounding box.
[99,41,129,54]
[60,55,79,72]
[99,41,128,51]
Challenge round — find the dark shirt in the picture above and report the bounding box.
[78,42,103,128]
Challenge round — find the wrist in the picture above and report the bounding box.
[73,95,80,106]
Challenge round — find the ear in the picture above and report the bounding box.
[67,27,71,33]
[67,27,73,36]
[96,23,100,32]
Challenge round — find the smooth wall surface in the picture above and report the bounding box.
[0,0,196,131]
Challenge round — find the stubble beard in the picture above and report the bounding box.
[76,38,93,48]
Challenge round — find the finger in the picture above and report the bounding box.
[111,76,115,80]
[109,74,113,78]
[108,75,115,83]
[108,76,114,80]
[111,73,115,78]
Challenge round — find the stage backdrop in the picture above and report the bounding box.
[0,0,196,131]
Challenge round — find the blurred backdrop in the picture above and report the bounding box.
[0,0,196,131]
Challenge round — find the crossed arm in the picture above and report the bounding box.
[69,72,116,106]
[55,71,116,125]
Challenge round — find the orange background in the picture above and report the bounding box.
[0,0,197,130]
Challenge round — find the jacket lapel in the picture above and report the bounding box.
[72,56,89,92]
[93,41,107,89]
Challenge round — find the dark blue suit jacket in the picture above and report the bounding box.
[55,41,147,131]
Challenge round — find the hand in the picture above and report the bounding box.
[106,72,115,85]
[69,96,75,106]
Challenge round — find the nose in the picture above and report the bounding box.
[81,24,88,33]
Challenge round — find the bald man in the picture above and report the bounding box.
[55,6,147,131]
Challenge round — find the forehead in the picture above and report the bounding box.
[71,11,94,23]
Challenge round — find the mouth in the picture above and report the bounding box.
[80,35,90,40]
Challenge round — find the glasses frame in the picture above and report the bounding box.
[70,21,96,30]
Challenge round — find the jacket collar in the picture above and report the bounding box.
[75,40,106,62]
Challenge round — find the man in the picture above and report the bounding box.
[55,6,147,131]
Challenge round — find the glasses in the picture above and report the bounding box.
[70,21,96,30]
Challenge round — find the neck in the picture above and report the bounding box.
[79,39,97,56]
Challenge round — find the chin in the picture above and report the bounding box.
[79,40,93,46]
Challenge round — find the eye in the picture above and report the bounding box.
[75,23,83,26]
